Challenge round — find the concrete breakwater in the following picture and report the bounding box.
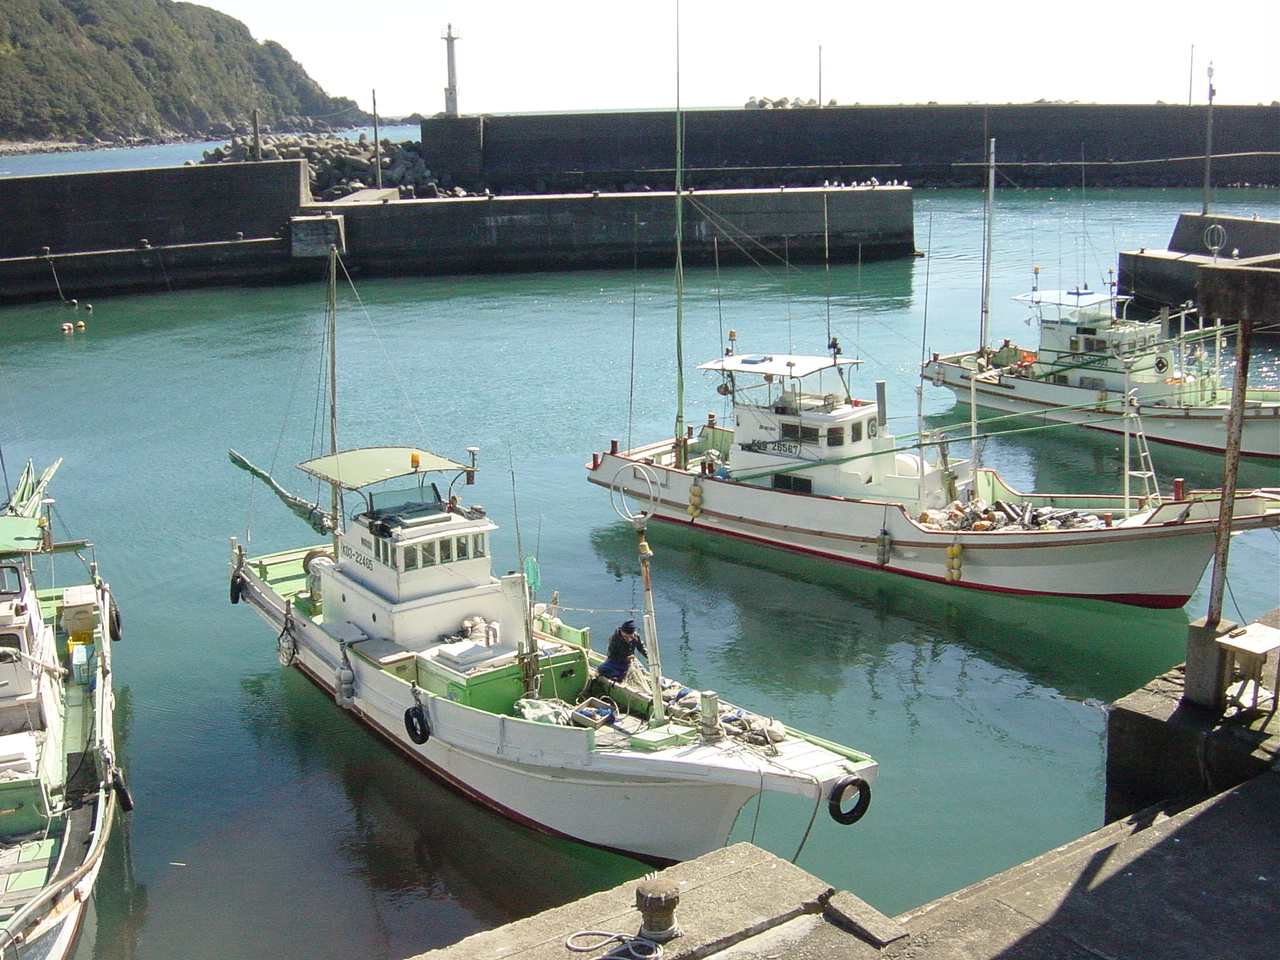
[421,103,1280,193]
[0,159,914,304]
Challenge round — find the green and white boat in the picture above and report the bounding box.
[0,460,127,959]
[227,249,877,864]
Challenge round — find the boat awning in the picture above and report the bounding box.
[297,447,468,491]
[1013,289,1130,320]
[0,516,43,557]
[697,354,860,378]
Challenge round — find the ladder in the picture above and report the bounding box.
[1125,412,1162,507]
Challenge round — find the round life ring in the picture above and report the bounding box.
[112,768,135,813]
[827,774,872,825]
[108,599,123,642]
[868,420,878,438]
[229,571,244,605]
[405,704,431,745]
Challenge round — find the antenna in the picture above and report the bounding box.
[442,24,460,118]
[1201,63,1215,216]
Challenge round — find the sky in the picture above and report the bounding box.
[197,0,1280,118]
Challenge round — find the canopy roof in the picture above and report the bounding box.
[1013,289,1131,313]
[697,354,860,378]
[297,446,467,491]
[0,516,43,557]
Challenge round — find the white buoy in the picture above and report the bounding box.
[61,322,74,334]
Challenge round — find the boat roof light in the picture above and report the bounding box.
[697,354,860,378]
[297,446,467,491]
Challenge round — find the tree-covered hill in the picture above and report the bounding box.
[0,0,367,142]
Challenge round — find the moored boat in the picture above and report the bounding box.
[227,250,878,864]
[922,284,1280,460]
[586,340,1280,609]
[0,460,127,959]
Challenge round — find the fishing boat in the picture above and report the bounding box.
[227,250,877,864]
[922,282,1280,461]
[586,337,1280,609]
[0,460,128,959]
[589,130,1277,609]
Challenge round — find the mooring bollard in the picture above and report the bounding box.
[636,876,682,942]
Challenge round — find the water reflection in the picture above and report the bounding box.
[236,668,645,954]
[589,522,1188,705]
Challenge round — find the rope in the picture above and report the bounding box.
[566,931,663,960]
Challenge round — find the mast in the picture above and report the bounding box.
[969,138,995,473]
[327,246,341,549]
[672,5,687,469]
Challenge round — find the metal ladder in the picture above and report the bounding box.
[1125,410,1162,507]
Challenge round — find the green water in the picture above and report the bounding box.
[0,187,1275,960]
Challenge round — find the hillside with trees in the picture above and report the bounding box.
[0,0,367,143]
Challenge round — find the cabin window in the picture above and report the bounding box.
[780,423,820,444]
[473,533,487,557]
[772,474,813,493]
[440,538,454,563]
[1069,337,1081,352]
[827,427,845,447]
[421,541,437,566]
[403,544,418,570]
[0,634,19,651]
[848,421,863,443]
[0,565,20,595]
[456,536,470,561]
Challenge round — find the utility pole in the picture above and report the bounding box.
[442,24,460,118]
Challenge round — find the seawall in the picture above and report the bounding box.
[0,161,914,304]
[422,103,1280,192]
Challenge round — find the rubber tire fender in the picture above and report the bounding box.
[828,774,871,826]
[230,571,245,605]
[405,704,431,745]
[112,768,135,813]
[108,599,123,642]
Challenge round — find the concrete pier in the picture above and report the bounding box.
[415,773,1280,960]
[412,608,1280,960]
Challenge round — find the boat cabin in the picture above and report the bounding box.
[1012,289,1178,389]
[701,353,965,504]
[294,447,532,655]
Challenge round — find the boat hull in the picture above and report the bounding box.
[924,355,1280,460]
[235,569,802,863]
[589,450,1277,609]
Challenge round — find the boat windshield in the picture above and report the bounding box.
[366,483,444,519]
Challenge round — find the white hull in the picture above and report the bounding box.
[589,446,1277,609]
[924,355,1280,460]
[236,565,858,863]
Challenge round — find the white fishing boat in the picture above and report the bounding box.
[0,460,128,960]
[922,283,1280,461]
[586,339,1280,609]
[227,250,877,864]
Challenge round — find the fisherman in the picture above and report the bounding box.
[598,619,648,681]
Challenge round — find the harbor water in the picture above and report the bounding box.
[0,161,1276,960]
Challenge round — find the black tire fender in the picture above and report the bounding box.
[108,599,123,642]
[405,704,431,745]
[112,768,135,813]
[828,774,871,826]
[230,571,244,605]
